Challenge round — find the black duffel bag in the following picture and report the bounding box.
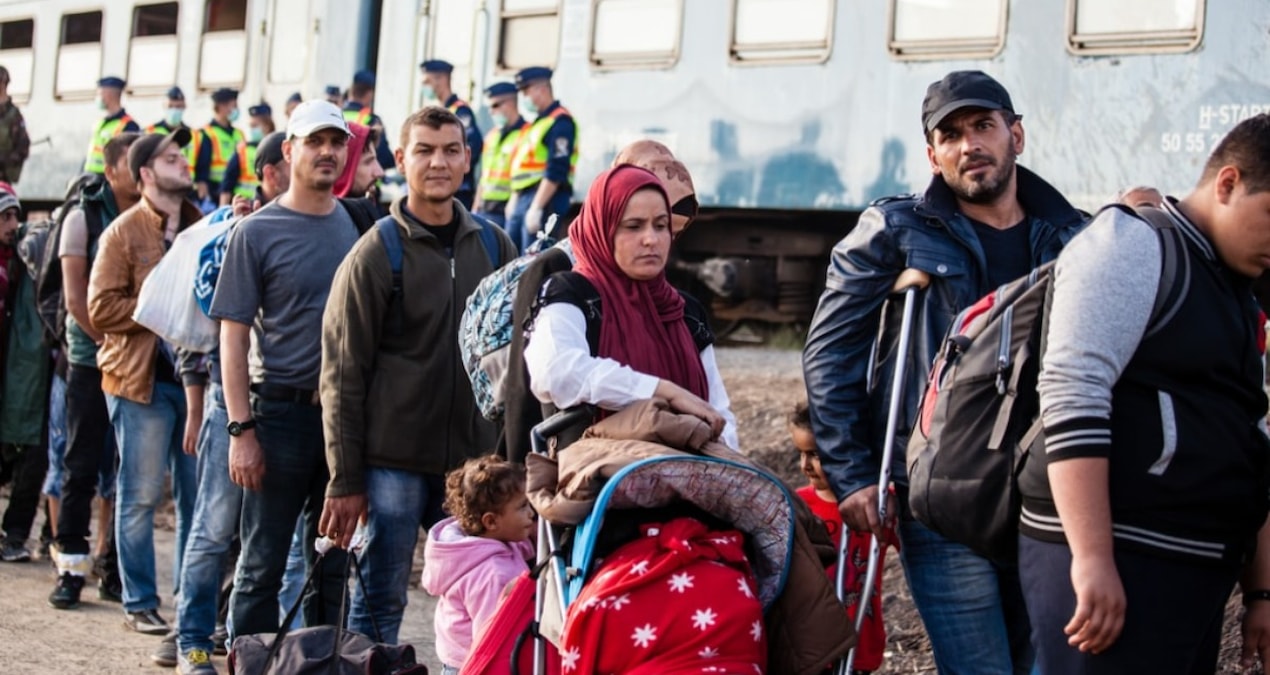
[229,547,428,675]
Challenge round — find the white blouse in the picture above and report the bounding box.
[524,301,740,450]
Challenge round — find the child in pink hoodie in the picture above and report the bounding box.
[421,455,535,673]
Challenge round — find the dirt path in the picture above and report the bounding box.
[0,346,1259,673]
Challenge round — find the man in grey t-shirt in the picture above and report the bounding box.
[208,101,359,641]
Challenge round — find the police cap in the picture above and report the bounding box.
[324,85,341,98]
[353,70,376,87]
[248,102,272,118]
[485,82,517,98]
[515,67,552,90]
[211,88,239,104]
[286,91,302,105]
[419,59,454,74]
[166,86,184,101]
[97,76,126,90]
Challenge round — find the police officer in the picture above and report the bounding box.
[284,92,302,120]
[146,86,195,178]
[419,59,482,209]
[473,82,528,229]
[192,88,244,208]
[342,70,392,169]
[83,76,140,175]
[220,102,275,205]
[324,85,343,107]
[506,66,576,252]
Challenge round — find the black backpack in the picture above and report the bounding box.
[35,174,106,345]
[905,204,1190,562]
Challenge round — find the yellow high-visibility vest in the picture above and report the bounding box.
[83,114,136,174]
[192,124,245,184]
[232,142,258,200]
[479,120,529,203]
[510,106,577,192]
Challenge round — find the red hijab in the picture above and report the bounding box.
[333,122,371,198]
[569,165,709,400]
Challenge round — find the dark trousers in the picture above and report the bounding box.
[55,365,116,555]
[1,443,48,541]
[1019,535,1238,674]
[228,395,345,640]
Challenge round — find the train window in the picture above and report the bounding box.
[498,0,560,71]
[269,0,311,84]
[199,0,246,90]
[128,3,180,95]
[56,11,103,99]
[887,0,1006,60]
[428,0,478,99]
[0,19,34,102]
[730,0,834,64]
[1067,0,1204,54]
[591,0,682,68]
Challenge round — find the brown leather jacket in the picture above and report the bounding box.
[87,195,201,404]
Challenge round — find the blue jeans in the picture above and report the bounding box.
[43,372,116,500]
[348,467,446,643]
[897,507,1033,675]
[278,516,308,631]
[229,395,345,641]
[107,381,196,613]
[176,384,240,654]
[507,187,570,253]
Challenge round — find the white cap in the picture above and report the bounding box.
[286,100,350,139]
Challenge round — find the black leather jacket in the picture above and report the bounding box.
[802,167,1086,501]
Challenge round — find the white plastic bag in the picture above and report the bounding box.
[133,214,235,352]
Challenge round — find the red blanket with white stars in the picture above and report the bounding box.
[560,517,767,674]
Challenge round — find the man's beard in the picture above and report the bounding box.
[947,148,1017,205]
[154,173,192,197]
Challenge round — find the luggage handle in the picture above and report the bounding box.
[531,406,596,455]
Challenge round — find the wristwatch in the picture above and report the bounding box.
[226,419,257,437]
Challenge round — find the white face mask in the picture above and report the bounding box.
[248,126,264,143]
[227,108,241,123]
[165,108,184,127]
[95,96,106,111]
[421,85,436,102]
[491,112,508,129]
[522,98,539,117]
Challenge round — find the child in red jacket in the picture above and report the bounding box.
[790,401,887,674]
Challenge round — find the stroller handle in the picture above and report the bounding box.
[531,406,597,454]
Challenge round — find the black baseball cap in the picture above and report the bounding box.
[921,71,1016,133]
[129,128,192,183]
[254,131,286,179]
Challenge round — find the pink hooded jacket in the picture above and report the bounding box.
[333,122,371,198]
[420,516,534,668]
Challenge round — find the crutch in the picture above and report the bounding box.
[838,268,930,674]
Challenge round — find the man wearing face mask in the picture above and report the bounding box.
[83,77,140,176]
[473,82,528,229]
[506,67,577,253]
[191,88,244,209]
[419,60,482,210]
[147,87,195,178]
[220,102,276,206]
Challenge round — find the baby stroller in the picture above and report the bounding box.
[462,401,855,675]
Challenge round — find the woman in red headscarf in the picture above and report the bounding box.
[524,164,737,446]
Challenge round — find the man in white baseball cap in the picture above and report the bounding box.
[285,100,350,140]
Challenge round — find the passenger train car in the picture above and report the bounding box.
[1,0,1265,328]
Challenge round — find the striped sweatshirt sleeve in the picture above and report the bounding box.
[1037,208,1163,461]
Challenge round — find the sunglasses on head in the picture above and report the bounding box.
[671,194,699,220]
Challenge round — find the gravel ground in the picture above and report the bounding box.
[0,345,1259,673]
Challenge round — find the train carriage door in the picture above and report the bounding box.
[199,0,248,90]
[265,0,312,86]
[422,0,484,106]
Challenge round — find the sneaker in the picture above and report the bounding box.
[0,540,31,562]
[98,574,123,603]
[48,572,85,610]
[211,624,228,656]
[150,631,177,667]
[176,648,218,674]
[123,608,170,635]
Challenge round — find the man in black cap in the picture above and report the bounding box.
[147,86,194,176]
[219,102,276,206]
[84,77,140,175]
[87,128,203,637]
[192,88,243,208]
[343,70,392,170]
[420,60,482,208]
[506,66,575,253]
[803,70,1086,674]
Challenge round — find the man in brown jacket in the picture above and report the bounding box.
[87,129,202,635]
[318,106,516,643]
